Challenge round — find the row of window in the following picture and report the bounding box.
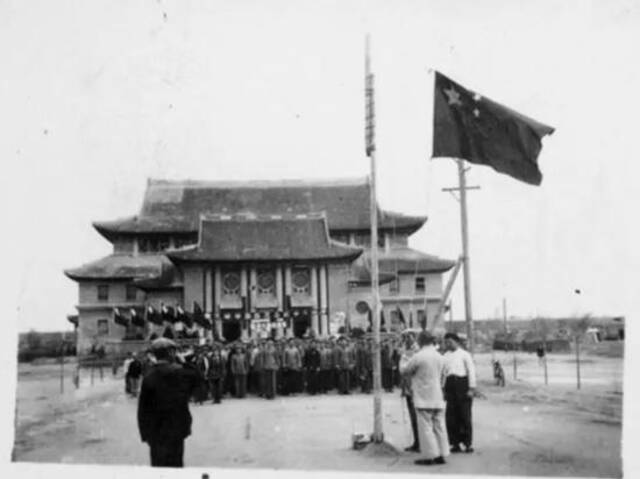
[96,275,427,302]
[137,236,195,253]
[332,233,386,248]
[97,284,137,302]
[222,267,312,296]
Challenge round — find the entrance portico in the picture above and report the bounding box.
[167,214,362,340]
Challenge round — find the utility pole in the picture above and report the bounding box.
[366,34,383,444]
[442,161,479,353]
[502,297,508,333]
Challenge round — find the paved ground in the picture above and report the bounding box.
[13,350,623,477]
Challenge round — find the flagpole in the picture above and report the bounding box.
[366,34,384,444]
[457,159,475,354]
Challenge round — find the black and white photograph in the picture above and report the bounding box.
[2,1,637,478]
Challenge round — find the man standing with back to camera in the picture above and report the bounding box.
[137,338,199,468]
[400,330,449,466]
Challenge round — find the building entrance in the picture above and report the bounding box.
[291,309,311,338]
[222,320,241,342]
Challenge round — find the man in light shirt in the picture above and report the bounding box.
[443,332,476,454]
[400,331,449,466]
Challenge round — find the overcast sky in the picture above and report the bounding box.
[1,0,638,333]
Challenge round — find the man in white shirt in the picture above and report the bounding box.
[400,331,449,466]
[443,332,477,453]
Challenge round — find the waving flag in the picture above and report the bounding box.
[432,71,554,185]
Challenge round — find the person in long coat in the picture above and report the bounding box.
[334,337,351,394]
[400,331,449,466]
[303,339,322,395]
[261,339,280,399]
[137,338,199,468]
[207,345,226,404]
[230,345,248,398]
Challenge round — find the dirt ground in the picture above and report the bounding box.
[12,350,623,477]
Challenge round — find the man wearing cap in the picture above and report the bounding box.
[400,331,449,466]
[137,338,200,468]
[443,332,476,454]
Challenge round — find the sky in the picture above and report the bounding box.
[1,0,639,333]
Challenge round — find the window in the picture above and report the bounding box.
[417,310,427,329]
[415,277,426,293]
[377,234,385,248]
[257,270,276,295]
[389,278,399,295]
[157,237,170,251]
[138,238,150,253]
[292,267,310,294]
[97,284,109,301]
[125,284,137,301]
[355,301,370,315]
[97,319,109,336]
[332,233,350,244]
[353,233,369,246]
[222,271,241,296]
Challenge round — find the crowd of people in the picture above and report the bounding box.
[125,335,407,402]
[131,331,477,468]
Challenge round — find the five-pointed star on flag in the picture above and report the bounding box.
[443,86,462,106]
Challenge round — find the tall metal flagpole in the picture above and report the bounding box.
[457,159,475,354]
[366,34,383,444]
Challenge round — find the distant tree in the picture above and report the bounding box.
[532,317,552,347]
[569,314,591,340]
[25,330,42,351]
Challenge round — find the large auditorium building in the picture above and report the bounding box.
[65,178,455,355]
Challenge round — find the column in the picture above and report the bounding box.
[132,238,139,256]
[284,265,293,338]
[249,267,258,313]
[205,267,213,315]
[240,266,249,341]
[214,266,223,341]
[385,233,391,253]
[319,264,329,337]
[276,265,284,339]
[310,265,319,336]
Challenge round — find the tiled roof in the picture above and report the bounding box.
[93,178,427,238]
[133,262,183,290]
[64,254,171,281]
[349,262,397,285]
[363,247,456,274]
[167,214,363,263]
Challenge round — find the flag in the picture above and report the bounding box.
[160,304,175,324]
[146,305,162,325]
[177,304,194,328]
[113,307,129,327]
[432,71,554,185]
[130,308,145,327]
[191,302,211,329]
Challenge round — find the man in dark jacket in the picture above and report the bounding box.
[137,338,199,468]
[303,339,322,395]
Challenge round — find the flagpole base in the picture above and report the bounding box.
[358,439,399,457]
